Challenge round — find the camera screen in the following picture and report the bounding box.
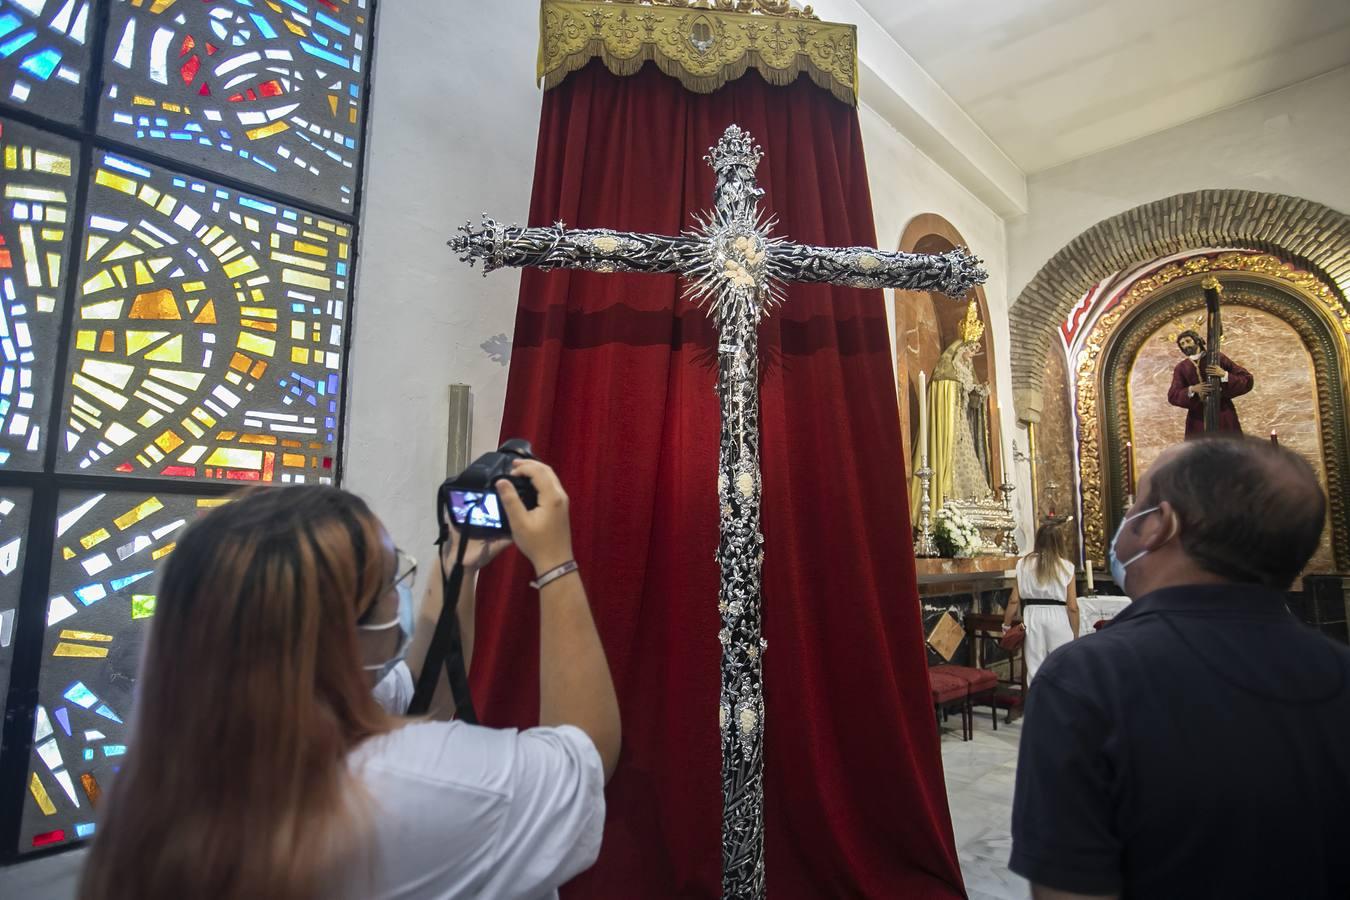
[450,491,505,530]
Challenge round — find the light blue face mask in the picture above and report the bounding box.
[1108,506,1159,595]
[359,581,414,678]
[360,550,417,679]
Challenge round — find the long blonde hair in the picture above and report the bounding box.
[1027,518,1074,585]
[80,486,397,900]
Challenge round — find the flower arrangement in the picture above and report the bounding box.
[934,505,983,558]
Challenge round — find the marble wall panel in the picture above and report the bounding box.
[897,291,943,471]
[1127,305,1335,574]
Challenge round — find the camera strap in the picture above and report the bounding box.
[407,527,478,722]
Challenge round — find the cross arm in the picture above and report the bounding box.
[450,216,704,277]
[769,242,987,298]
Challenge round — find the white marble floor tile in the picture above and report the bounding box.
[941,715,1030,900]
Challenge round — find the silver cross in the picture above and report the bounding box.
[451,125,985,900]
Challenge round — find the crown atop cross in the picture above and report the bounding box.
[706,125,764,175]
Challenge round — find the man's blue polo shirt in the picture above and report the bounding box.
[1009,583,1350,898]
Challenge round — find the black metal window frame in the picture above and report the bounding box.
[0,0,380,864]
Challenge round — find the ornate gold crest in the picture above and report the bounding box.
[960,301,985,344]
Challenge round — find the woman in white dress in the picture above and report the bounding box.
[1002,519,1079,682]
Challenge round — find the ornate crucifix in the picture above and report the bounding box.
[450,125,985,899]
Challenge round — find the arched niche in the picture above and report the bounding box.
[1009,190,1350,423]
[1074,255,1349,572]
[895,213,1002,484]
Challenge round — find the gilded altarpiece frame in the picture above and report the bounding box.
[1076,254,1350,571]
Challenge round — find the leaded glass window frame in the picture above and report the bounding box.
[0,0,377,864]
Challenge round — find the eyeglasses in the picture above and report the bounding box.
[357,549,417,628]
[393,548,417,591]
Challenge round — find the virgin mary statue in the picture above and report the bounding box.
[911,303,993,521]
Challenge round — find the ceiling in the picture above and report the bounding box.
[853,0,1350,173]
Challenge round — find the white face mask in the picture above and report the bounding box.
[359,580,414,678]
[1108,506,1159,595]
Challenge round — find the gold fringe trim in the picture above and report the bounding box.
[539,1,858,106]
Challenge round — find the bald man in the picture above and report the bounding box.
[1009,437,1349,899]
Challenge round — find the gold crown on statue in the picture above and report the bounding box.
[960,302,985,344]
[1159,313,1206,346]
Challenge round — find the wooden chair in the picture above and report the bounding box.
[965,612,1026,724]
[929,667,972,740]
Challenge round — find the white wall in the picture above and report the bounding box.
[860,105,1027,540]
[1008,65,1350,298]
[343,2,542,557]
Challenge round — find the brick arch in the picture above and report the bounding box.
[1009,190,1350,423]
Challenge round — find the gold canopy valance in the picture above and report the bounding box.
[539,0,859,106]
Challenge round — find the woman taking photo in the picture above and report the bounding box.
[1002,518,1079,682]
[79,459,619,899]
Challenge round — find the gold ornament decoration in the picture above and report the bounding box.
[960,301,985,344]
[1157,313,1206,346]
[539,0,858,105]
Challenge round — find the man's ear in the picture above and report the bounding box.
[1144,501,1181,550]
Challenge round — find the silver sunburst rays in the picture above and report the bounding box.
[685,127,788,329]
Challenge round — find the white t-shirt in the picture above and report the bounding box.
[347,662,606,899]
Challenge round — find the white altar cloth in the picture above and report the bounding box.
[1079,595,1131,637]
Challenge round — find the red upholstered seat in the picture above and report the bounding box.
[932,664,1001,740]
[928,670,968,705]
[933,664,997,694]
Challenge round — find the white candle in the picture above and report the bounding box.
[1085,561,1095,593]
[917,370,928,466]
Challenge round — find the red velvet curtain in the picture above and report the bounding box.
[472,61,964,898]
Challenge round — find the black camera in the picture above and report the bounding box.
[438,438,539,538]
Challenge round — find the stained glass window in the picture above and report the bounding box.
[0,488,31,739]
[0,0,92,124]
[0,117,75,470]
[98,0,371,212]
[55,150,346,483]
[20,490,224,851]
[0,0,372,863]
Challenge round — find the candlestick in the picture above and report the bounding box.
[917,370,928,466]
[999,476,1017,555]
[1125,440,1134,493]
[915,464,938,557]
